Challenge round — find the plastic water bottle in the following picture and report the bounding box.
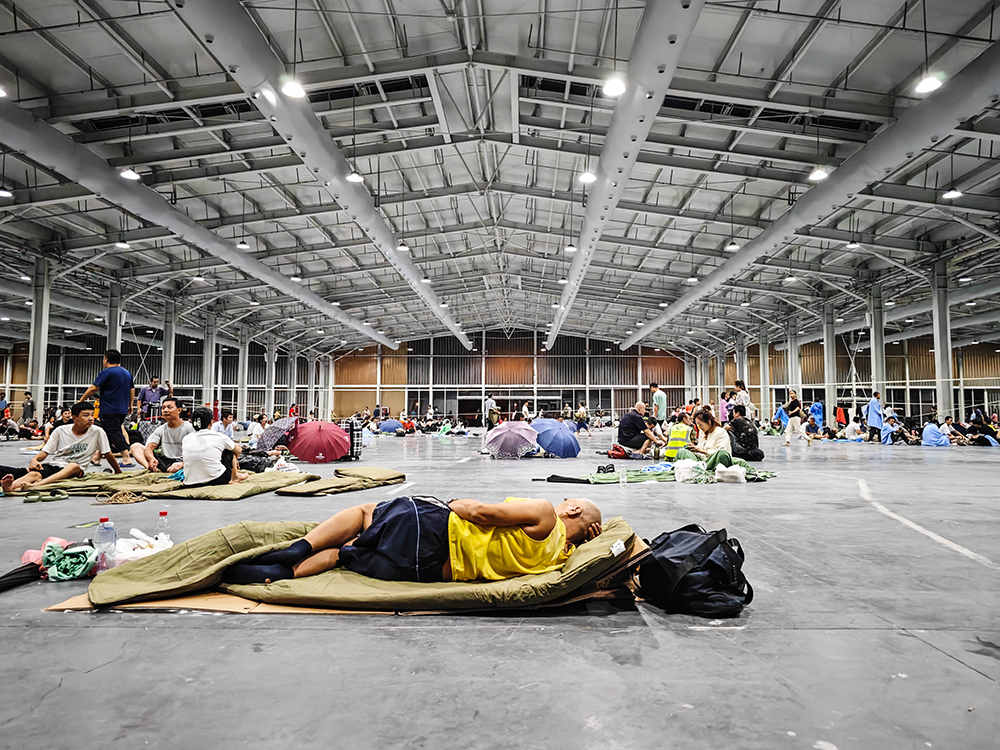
[619,466,627,489]
[154,511,170,540]
[95,518,117,573]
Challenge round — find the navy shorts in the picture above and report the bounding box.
[339,496,451,583]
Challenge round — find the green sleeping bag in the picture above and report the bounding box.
[88,517,635,611]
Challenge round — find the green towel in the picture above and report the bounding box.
[43,542,97,581]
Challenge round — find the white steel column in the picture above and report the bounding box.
[931,259,953,418]
[236,326,249,420]
[161,300,176,385]
[265,336,276,417]
[27,257,51,406]
[585,337,591,408]
[683,356,696,402]
[306,353,317,417]
[870,283,886,395]
[759,327,771,421]
[735,334,747,383]
[700,356,711,405]
[715,347,726,398]
[201,313,216,408]
[428,337,434,413]
[375,344,382,409]
[823,302,838,425]
[287,344,299,413]
[786,322,801,395]
[106,282,123,352]
[56,349,65,406]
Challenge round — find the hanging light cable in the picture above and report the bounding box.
[602,0,626,97]
[942,152,962,199]
[578,91,597,183]
[915,3,943,93]
[281,1,306,98]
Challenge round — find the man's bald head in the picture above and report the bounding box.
[635,401,646,415]
[556,498,603,544]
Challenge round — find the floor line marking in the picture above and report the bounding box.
[457,457,472,463]
[858,479,1000,571]
[388,481,414,494]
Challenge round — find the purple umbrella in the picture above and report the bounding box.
[257,416,299,452]
[484,421,538,459]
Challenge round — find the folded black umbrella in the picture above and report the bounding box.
[0,562,42,594]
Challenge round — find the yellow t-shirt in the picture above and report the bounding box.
[448,497,571,581]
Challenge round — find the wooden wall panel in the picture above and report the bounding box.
[336,353,377,385]
[640,355,683,387]
[485,356,533,385]
[333,390,376,418]
[382,354,408,385]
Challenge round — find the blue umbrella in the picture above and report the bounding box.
[379,419,404,433]
[531,417,581,458]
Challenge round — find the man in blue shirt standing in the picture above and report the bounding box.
[864,391,884,442]
[79,349,135,467]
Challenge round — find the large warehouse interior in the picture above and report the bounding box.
[1,1,998,748]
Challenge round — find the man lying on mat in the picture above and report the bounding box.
[0,401,121,494]
[223,496,603,585]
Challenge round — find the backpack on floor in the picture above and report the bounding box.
[607,444,629,459]
[637,524,753,618]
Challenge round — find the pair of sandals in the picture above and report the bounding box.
[23,489,69,503]
[596,464,616,474]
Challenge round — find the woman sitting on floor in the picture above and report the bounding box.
[181,408,249,488]
[686,411,731,457]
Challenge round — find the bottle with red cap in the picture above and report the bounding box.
[94,517,117,572]
[154,511,169,540]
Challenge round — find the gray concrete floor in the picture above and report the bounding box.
[0,429,997,750]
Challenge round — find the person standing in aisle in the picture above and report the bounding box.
[483,393,498,431]
[20,391,36,425]
[782,390,813,446]
[865,391,884,442]
[650,382,668,431]
[78,349,135,467]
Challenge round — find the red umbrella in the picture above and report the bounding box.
[288,421,350,463]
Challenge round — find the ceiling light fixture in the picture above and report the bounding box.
[740,301,750,307]
[725,240,740,251]
[0,85,6,98]
[658,301,669,308]
[958,276,973,282]
[565,242,577,253]
[551,302,559,308]
[236,239,250,250]
[290,275,302,282]
[905,318,914,323]
[625,329,633,335]
[942,188,962,200]
[966,301,977,307]
[602,74,626,98]
[440,302,448,308]
[19,274,30,282]
[915,4,942,93]
[808,166,829,182]
[885,300,895,307]
[845,239,861,249]
[686,275,699,284]
[835,317,845,323]
[558,276,568,285]
[0,187,11,199]
[421,276,431,283]
[396,240,409,253]
[193,275,205,282]
[578,170,597,184]
[119,168,141,181]
[249,300,260,306]
[281,80,306,99]
[330,301,340,306]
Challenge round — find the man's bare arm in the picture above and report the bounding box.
[78,385,98,402]
[28,450,49,472]
[448,498,556,538]
[104,452,122,474]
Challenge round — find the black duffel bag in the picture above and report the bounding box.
[637,524,753,618]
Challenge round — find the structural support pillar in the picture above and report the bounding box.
[870,283,886,396]
[106,282,123,352]
[715,347,726,398]
[287,344,299,413]
[306,353,317,418]
[735,334,747,383]
[265,336,276,417]
[823,302,838,426]
[786,322,801,396]
[683,356,696,403]
[201,313,216,407]
[27,257,52,405]
[236,326,249,420]
[931,260,953,418]
[700,356,711,405]
[161,300,176,385]
[758,327,770,420]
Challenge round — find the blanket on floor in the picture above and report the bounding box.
[545,450,777,484]
[6,469,320,500]
[274,466,405,495]
[86,517,636,611]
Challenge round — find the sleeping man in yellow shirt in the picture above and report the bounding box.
[223,496,603,585]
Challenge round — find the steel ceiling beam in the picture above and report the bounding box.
[542,0,709,349]
[169,0,470,349]
[853,307,1000,349]
[623,37,1000,349]
[0,100,394,348]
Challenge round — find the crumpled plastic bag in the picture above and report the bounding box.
[715,465,747,483]
[42,541,97,581]
[673,459,701,483]
[111,528,174,566]
[265,456,298,473]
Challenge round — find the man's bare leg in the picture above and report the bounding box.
[303,503,377,551]
[228,452,249,484]
[21,464,82,490]
[292,549,343,578]
[131,444,150,469]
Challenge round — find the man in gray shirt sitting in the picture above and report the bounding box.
[136,397,193,473]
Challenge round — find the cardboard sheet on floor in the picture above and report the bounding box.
[70,517,641,612]
[47,538,645,616]
[274,466,406,496]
